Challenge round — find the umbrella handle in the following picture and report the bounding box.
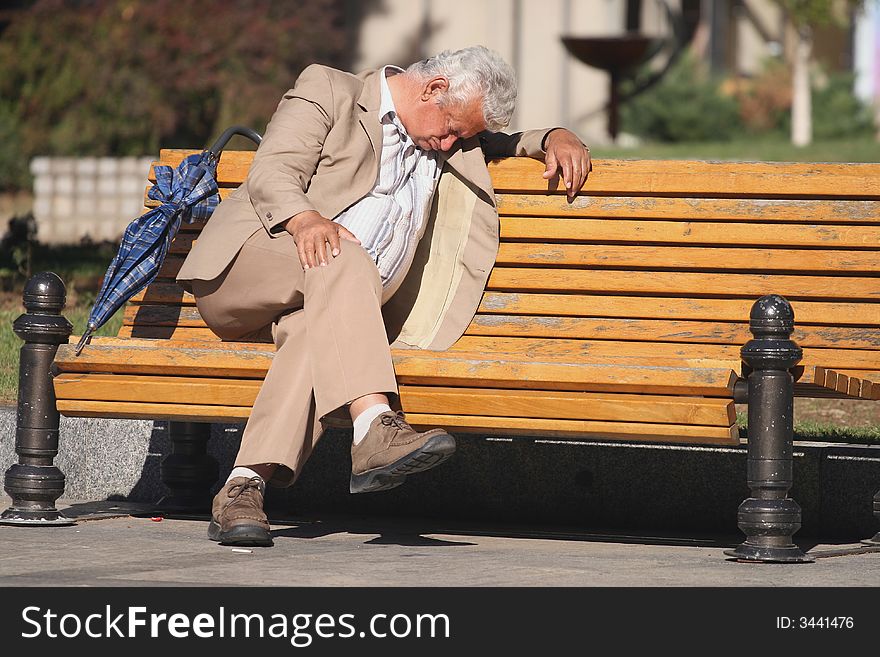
[206,125,262,159]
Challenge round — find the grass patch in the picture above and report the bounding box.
[0,304,123,404]
[736,411,880,445]
[596,137,880,163]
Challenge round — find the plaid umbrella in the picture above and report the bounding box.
[74,126,261,355]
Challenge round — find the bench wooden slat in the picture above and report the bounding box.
[499,216,880,248]
[486,268,880,300]
[477,293,880,326]
[495,243,880,272]
[398,386,735,426]
[164,234,880,272]
[465,315,880,351]
[53,399,737,444]
[448,335,880,372]
[488,157,880,198]
[56,399,250,423]
[815,368,880,399]
[116,325,218,340]
[53,374,734,426]
[120,305,880,352]
[148,190,880,225]
[154,150,880,198]
[126,286,880,330]
[496,194,880,223]
[391,353,738,395]
[102,319,880,377]
[55,340,739,396]
[400,413,739,444]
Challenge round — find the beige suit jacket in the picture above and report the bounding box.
[178,64,550,350]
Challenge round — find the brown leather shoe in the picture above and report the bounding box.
[207,476,273,546]
[350,411,456,493]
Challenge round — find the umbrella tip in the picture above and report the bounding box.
[74,330,93,356]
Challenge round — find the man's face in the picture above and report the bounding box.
[401,78,487,152]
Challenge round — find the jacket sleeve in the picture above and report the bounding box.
[478,128,556,159]
[246,64,335,237]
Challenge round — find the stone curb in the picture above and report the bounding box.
[1,407,877,540]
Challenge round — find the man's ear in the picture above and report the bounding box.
[422,76,449,101]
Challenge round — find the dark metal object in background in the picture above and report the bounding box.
[726,295,812,563]
[1,273,74,525]
[158,422,218,512]
[865,490,880,546]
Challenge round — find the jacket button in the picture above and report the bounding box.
[266,212,273,220]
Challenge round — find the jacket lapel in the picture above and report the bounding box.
[356,69,383,162]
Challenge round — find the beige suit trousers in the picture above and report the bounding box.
[192,228,399,488]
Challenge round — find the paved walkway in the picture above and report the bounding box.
[1,500,878,587]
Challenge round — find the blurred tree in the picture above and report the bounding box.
[774,0,866,146]
[0,0,364,190]
[620,50,742,142]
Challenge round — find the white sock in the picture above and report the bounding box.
[352,403,392,445]
[227,466,265,491]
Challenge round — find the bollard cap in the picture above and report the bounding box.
[749,294,794,335]
[22,272,67,314]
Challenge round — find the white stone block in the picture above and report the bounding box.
[98,158,118,177]
[78,176,97,195]
[119,156,147,175]
[52,158,75,174]
[33,197,52,220]
[55,175,75,195]
[97,176,118,196]
[119,176,142,195]
[75,196,95,216]
[55,221,78,243]
[33,175,53,196]
[97,197,120,217]
[75,158,99,176]
[53,196,75,218]
[30,157,51,176]
[120,198,143,218]
[100,221,121,242]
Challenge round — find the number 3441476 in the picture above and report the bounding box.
[776,617,854,629]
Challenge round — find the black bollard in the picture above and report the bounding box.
[725,295,812,562]
[157,421,217,512]
[1,272,74,525]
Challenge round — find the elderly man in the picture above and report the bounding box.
[177,46,591,547]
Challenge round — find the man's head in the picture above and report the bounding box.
[393,46,517,152]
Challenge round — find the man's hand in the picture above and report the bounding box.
[285,210,361,269]
[542,128,592,201]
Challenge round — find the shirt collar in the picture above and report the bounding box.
[379,65,405,124]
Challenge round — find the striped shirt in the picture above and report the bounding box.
[333,66,441,302]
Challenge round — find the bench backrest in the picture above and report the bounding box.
[129,150,880,399]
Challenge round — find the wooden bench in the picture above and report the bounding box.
[5,150,880,562]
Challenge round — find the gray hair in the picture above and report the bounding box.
[406,46,517,132]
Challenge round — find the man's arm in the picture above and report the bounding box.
[247,64,359,269]
[247,64,333,236]
[480,128,592,201]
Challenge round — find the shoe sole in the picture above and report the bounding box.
[207,518,274,547]
[350,432,456,494]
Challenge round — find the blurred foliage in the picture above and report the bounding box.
[620,52,743,142]
[0,0,357,191]
[729,58,875,139]
[726,58,792,133]
[774,0,866,28]
[620,48,876,144]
